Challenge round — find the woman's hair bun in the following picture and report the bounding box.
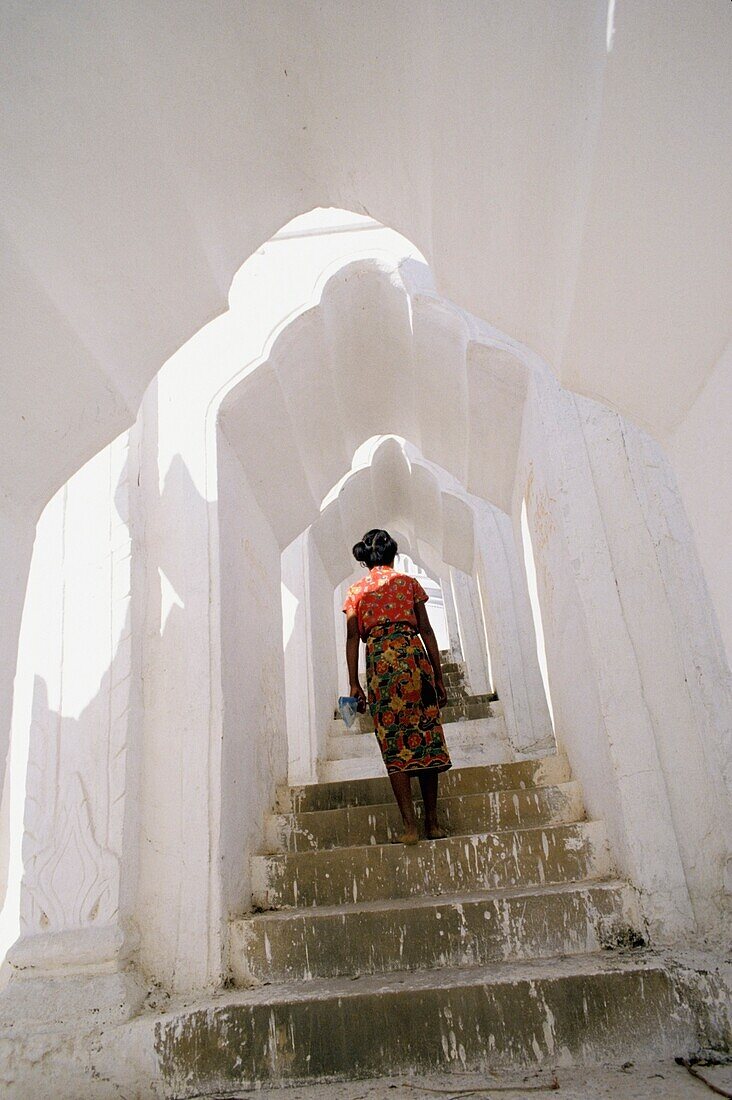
[352,528,398,568]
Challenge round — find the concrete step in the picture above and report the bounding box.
[157,952,707,1092]
[440,660,463,675]
[279,752,572,814]
[326,716,508,761]
[265,779,585,853]
[280,753,571,814]
[251,819,610,909]
[231,879,640,984]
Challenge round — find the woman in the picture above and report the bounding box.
[343,529,452,845]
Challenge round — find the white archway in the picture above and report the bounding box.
[2,211,730,1038]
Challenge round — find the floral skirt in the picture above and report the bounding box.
[365,622,452,775]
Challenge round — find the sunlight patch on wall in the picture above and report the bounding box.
[606,0,617,52]
[521,497,554,730]
[281,580,300,650]
[159,567,185,635]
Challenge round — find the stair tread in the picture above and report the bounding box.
[237,876,629,924]
[257,817,601,864]
[172,948,669,1012]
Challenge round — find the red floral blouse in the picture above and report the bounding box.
[342,566,429,640]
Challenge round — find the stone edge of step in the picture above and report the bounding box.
[252,817,609,870]
[165,946,677,1014]
[232,876,635,926]
[229,879,644,987]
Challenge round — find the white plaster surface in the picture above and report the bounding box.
[0,205,729,1076]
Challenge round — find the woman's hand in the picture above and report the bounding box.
[435,677,448,709]
[350,682,367,713]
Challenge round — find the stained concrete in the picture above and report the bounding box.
[2,755,727,1098]
[251,820,610,910]
[231,880,640,983]
[154,952,728,1095]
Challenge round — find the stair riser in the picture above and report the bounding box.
[281,754,570,813]
[156,968,699,1093]
[327,716,507,761]
[266,782,584,853]
[231,883,640,984]
[251,821,610,909]
[320,743,514,783]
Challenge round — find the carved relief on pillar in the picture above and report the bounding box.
[8,432,139,989]
[22,771,120,935]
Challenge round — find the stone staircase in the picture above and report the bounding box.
[153,752,723,1095]
[322,657,512,782]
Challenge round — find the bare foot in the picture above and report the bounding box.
[425,823,447,840]
[398,828,420,845]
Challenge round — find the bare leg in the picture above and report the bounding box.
[389,773,419,844]
[418,770,447,839]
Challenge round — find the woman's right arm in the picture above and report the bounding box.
[415,601,448,707]
[345,610,367,711]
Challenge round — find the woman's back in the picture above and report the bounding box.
[344,565,428,640]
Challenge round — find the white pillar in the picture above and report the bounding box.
[441,575,462,661]
[282,534,317,785]
[472,502,554,756]
[0,504,35,920]
[450,568,491,695]
[515,373,729,940]
[282,532,337,785]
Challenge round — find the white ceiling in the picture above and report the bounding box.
[1,1,729,512]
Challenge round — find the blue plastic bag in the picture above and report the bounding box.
[338,695,359,729]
